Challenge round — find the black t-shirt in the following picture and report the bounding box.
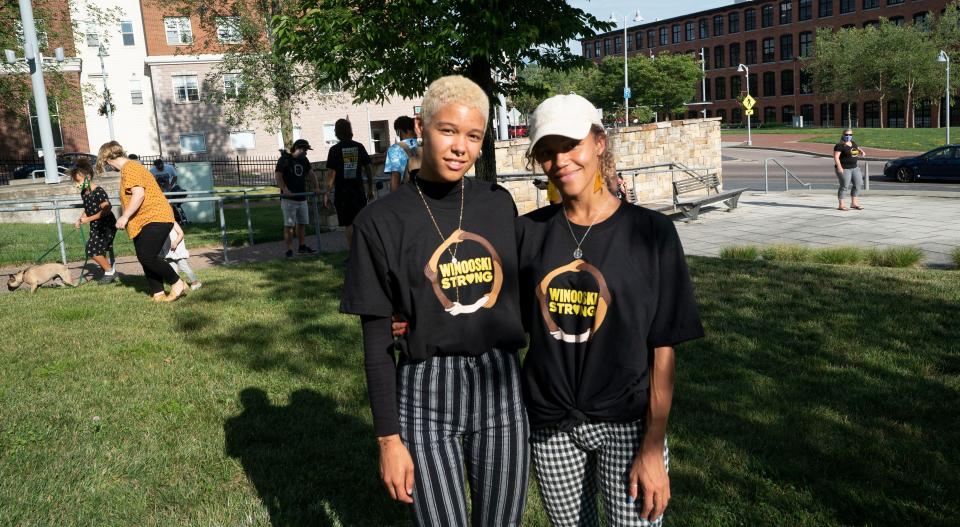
[341,177,526,359]
[517,203,704,430]
[275,154,312,202]
[80,187,116,231]
[834,141,862,169]
[326,140,371,191]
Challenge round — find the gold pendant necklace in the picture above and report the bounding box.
[415,177,466,299]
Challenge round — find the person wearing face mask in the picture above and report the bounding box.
[340,76,529,526]
[833,129,866,211]
[517,93,704,526]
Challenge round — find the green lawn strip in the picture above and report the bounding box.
[1,256,958,525]
[0,204,315,268]
[721,126,957,153]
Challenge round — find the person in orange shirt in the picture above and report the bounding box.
[96,141,187,302]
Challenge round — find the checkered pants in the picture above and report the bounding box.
[530,421,669,527]
[398,349,530,526]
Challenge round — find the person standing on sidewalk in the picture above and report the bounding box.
[324,119,374,248]
[833,129,866,211]
[276,139,319,258]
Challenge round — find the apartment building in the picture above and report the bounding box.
[582,0,956,128]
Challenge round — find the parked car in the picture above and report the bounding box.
[884,145,960,182]
[508,125,529,139]
[12,152,98,180]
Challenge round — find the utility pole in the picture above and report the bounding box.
[98,45,115,141]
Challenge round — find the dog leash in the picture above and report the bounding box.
[33,227,83,264]
[32,227,92,286]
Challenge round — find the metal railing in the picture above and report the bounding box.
[763,158,812,193]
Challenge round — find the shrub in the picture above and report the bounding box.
[812,246,865,266]
[866,247,924,268]
[952,247,960,269]
[719,245,759,261]
[760,244,812,262]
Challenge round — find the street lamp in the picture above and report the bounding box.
[737,63,752,146]
[98,44,116,141]
[4,0,66,184]
[609,11,644,128]
[938,50,951,145]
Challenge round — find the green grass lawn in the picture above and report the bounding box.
[721,126,958,152]
[1,256,958,526]
[0,202,320,268]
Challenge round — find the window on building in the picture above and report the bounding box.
[730,42,741,65]
[648,30,656,48]
[660,27,669,46]
[615,36,622,53]
[763,71,776,96]
[29,97,63,150]
[584,43,592,58]
[672,24,681,44]
[764,106,777,123]
[781,69,795,95]
[864,100,880,127]
[863,20,879,28]
[704,80,711,100]
[780,1,793,23]
[717,108,728,122]
[799,0,813,20]
[763,38,775,62]
[179,133,206,153]
[323,123,338,145]
[841,102,858,127]
[800,103,814,123]
[762,4,775,27]
[914,12,929,27]
[129,79,143,105]
[780,34,794,60]
[799,69,813,94]
[745,40,757,64]
[216,16,242,43]
[888,100,904,127]
[120,20,135,46]
[702,47,710,69]
[889,16,904,26]
[172,75,200,103]
[223,73,242,99]
[595,41,602,56]
[604,38,611,55]
[799,31,813,57]
[818,0,833,17]
[749,72,758,95]
[164,17,193,45]
[699,18,709,38]
[86,21,99,48]
[863,0,879,8]
[635,32,643,49]
[230,131,256,150]
[840,0,855,13]
[731,75,742,96]
[729,12,740,33]
[732,107,742,123]
[686,21,696,41]
[782,105,795,124]
[820,103,836,126]
[715,77,727,99]
[714,15,724,36]
[714,46,725,69]
[841,23,856,29]
[745,8,757,30]
[886,0,903,5]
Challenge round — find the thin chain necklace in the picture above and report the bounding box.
[563,198,614,260]
[414,177,465,264]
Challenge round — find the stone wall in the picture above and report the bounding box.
[494,118,723,214]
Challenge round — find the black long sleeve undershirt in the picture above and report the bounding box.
[361,315,399,437]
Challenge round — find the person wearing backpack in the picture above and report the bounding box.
[384,115,421,192]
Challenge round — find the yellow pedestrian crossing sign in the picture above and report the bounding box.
[742,95,756,110]
[744,109,754,116]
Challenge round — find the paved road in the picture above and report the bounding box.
[721,147,960,193]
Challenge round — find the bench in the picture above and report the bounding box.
[672,174,747,221]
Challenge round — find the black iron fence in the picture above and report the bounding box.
[0,158,45,185]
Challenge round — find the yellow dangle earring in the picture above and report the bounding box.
[593,169,603,192]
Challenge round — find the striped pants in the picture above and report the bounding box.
[531,421,669,527]
[398,349,530,526]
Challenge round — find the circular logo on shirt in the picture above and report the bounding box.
[423,229,503,316]
[293,163,304,177]
[536,260,612,343]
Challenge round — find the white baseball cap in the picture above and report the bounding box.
[527,93,603,155]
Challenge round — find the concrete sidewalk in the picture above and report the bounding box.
[722,133,922,160]
[675,190,959,267]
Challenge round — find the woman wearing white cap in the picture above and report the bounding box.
[516,94,704,525]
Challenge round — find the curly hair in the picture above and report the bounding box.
[421,75,489,129]
[525,125,617,192]
[95,141,126,174]
[70,157,94,179]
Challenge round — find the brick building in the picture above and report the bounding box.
[582,0,956,128]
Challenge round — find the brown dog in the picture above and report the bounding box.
[7,263,76,293]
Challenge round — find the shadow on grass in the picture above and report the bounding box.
[224,388,409,526]
[670,257,960,526]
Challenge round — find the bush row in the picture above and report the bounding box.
[719,244,931,268]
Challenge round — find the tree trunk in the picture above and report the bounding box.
[905,90,913,129]
[879,92,885,129]
[847,101,852,128]
[467,55,498,183]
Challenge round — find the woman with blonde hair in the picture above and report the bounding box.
[96,141,187,301]
[340,75,529,525]
[517,93,704,526]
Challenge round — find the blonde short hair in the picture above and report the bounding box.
[421,75,489,129]
[96,141,126,174]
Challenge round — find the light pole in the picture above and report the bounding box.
[737,63,752,146]
[938,50,951,144]
[699,47,707,118]
[4,0,66,184]
[610,11,643,128]
[98,44,116,141]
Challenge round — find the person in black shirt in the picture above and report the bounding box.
[518,93,704,526]
[324,119,374,248]
[70,158,117,284]
[275,139,320,258]
[341,76,529,526]
[832,128,866,211]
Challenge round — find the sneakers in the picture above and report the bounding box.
[285,249,294,258]
[190,282,202,291]
[298,245,316,254]
[99,273,116,285]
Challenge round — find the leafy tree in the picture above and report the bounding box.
[885,21,940,128]
[273,0,611,181]
[807,27,862,126]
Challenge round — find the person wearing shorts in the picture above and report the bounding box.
[276,139,320,258]
[324,119,373,249]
